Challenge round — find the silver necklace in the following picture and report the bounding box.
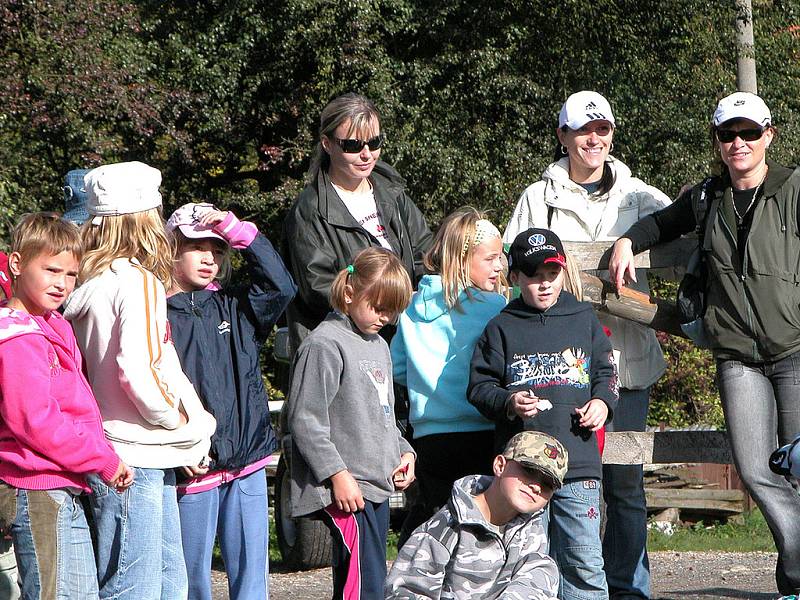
[732,180,763,223]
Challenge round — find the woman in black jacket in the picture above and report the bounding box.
[609,92,800,599]
[283,93,432,352]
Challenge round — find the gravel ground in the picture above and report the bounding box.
[210,551,781,599]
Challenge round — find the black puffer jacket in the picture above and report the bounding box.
[167,232,296,471]
[282,161,432,351]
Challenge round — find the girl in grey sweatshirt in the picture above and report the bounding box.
[287,248,415,600]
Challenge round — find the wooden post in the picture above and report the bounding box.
[559,239,695,338]
[735,0,758,93]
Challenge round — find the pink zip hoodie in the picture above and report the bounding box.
[0,306,120,491]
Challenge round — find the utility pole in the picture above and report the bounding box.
[735,0,758,93]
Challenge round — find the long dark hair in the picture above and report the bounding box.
[306,93,381,182]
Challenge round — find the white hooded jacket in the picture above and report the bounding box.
[504,156,669,389]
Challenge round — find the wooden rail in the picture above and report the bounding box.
[602,431,733,465]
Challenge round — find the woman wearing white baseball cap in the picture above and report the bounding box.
[504,90,670,600]
[610,91,800,599]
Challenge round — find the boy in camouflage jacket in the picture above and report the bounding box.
[385,431,566,600]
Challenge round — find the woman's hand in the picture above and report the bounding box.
[608,237,636,291]
[330,470,365,513]
[575,399,609,431]
[392,453,416,491]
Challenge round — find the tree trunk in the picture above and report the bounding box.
[735,0,758,93]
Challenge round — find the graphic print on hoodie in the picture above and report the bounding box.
[468,291,618,481]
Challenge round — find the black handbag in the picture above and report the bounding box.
[676,178,719,348]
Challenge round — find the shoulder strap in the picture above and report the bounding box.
[547,205,554,228]
[691,177,719,252]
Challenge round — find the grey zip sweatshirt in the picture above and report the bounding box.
[287,312,414,517]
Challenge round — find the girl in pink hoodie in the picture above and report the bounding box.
[0,212,133,599]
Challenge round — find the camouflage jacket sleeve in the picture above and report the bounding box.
[497,549,560,600]
[384,531,450,599]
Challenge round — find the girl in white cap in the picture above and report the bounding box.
[504,90,670,600]
[610,91,800,600]
[63,161,216,600]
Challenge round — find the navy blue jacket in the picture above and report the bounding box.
[167,232,297,471]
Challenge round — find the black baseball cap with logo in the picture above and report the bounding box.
[507,228,567,277]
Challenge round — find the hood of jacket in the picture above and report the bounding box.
[63,258,142,321]
[61,276,98,321]
[541,156,633,206]
[449,474,543,530]
[0,306,45,344]
[407,274,501,323]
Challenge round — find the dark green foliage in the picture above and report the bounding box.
[2,0,799,425]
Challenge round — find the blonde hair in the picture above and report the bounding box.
[307,93,381,182]
[424,207,508,310]
[80,208,174,287]
[330,248,412,317]
[173,230,232,287]
[562,250,583,301]
[11,212,83,263]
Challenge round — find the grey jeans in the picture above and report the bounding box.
[717,351,800,595]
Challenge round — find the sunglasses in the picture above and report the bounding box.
[716,127,766,143]
[331,133,385,153]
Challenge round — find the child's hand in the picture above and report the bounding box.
[510,390,541,419]
[109,461,135,491]
[181,456,211,479]
[575,399,609,431]
[330,470,365,513]
[193,205,229,228]
[392,453,416,491]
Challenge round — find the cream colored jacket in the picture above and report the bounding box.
[504,157,670,389]
[63,258,216,468]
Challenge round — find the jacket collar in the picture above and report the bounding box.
[763,160,795,197]
[314,161,405,228]
[449,475,542,533]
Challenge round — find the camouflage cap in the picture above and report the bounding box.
[502,431,569,490]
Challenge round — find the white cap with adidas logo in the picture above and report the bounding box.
[558,90,616,130]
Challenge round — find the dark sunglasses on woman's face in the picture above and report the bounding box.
[716,127,766,143]
[332,133,385,153]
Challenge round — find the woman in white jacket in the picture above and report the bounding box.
[504,91,669,600]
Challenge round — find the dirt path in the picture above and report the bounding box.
[210,551,780,599]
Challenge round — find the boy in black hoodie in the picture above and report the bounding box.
[468,228,618,600]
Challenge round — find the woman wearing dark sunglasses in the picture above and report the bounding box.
[610,91,800,600]
[283,93,432,351]
[504,90,670,600]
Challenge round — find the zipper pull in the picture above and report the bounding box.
[190,293,201,316]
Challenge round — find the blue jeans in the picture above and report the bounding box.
[0,535,20,600]
[602,387,650,599]
[543,479,608,600]
[3,485,98,600]
[717,352,800,595]
[178,469,269,600]
[88,468,187,600]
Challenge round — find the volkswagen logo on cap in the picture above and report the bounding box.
[528,233,546,247]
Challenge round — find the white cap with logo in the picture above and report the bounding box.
[713,92,772,127]
[558,91,616,130]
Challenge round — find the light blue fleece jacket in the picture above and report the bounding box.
[391,275,507,439]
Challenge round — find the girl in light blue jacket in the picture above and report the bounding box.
[391,207,508,544]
